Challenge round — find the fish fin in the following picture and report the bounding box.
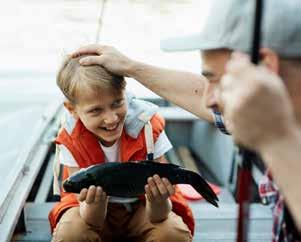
[188,172,219,207]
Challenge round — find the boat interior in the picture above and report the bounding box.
[0,98,273,242]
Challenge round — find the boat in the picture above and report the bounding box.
[0,97,273,242]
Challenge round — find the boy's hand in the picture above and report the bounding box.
[145,174,175,223]
[78,185,108,228]
[71,44,134,77]
[145,174,175,203]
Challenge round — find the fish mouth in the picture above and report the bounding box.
[63,180,77,193]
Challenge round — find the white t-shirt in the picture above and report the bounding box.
[59,130,172,167]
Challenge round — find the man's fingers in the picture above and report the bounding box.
[79,56,104,66]
[226,54,251,77]
[220,74,234,92]
[72,44,105,58]
[231,51,250,62]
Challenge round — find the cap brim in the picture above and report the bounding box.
[160,33,225,52]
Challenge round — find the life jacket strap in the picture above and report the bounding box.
[144,120,154,160]
[52,144,61,197]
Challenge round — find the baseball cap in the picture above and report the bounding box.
[161,0,301,58]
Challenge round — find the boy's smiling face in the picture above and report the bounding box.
[65,87,127,147]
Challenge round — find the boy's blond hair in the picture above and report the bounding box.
[57,55,126,104]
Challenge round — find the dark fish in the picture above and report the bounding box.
[63,160,219,207]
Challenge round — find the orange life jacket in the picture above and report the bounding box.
[48,113,195,235]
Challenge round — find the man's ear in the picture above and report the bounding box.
[64,101,79,119]
[260,48,280,74]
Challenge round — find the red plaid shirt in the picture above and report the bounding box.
[259,170,300,242]
[213,112,300,242]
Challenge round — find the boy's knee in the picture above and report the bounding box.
[155,228,192,242]
[151,213,192,242]
[51,208,101,242]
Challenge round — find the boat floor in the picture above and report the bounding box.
[12,189,272,242]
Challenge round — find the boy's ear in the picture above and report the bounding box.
[64,101,79,118]
[260,48,280,74]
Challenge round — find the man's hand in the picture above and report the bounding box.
[220,52,297,152]
[145,174,175,223]
[72,44,135,77]
[78,185,108,228]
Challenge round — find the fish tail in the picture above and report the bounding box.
[186,170,219,207]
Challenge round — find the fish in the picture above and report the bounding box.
[63,160,219,207]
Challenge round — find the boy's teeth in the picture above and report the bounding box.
[106,124,118,130]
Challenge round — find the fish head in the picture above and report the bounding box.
[63,168,97,193]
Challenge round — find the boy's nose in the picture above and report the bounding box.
[103,111,118,124]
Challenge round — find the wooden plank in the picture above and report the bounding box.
[189,203,272,219]
[12,220,51,242]
[0,101,62,242]
[27,202,271,223]
[177,146,199,173]
[212,188,235,203]
[0,144,50,242]
[12,203,53,242]
[14,202,271,242]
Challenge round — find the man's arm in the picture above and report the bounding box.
[260,130,301,231]
[127,61,213,122]
[72,44,213,122]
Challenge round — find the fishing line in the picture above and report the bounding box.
[236,0,263,242]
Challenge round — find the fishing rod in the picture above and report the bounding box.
[236,0,263,242]
[95,0,107,43]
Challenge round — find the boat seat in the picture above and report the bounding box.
[12,188,272,242]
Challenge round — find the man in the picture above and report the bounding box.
[220,52,301,234]
[72,0,301,240]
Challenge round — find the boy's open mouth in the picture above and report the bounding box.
[100,122,119,132]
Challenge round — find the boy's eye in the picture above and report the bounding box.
[112,99,124,107]
[89,108,102,114]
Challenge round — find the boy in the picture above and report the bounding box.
[49,55,193,242]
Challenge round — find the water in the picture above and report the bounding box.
[0,0,211,204]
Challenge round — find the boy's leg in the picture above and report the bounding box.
[51,207,106,242]
[127,203,192,242]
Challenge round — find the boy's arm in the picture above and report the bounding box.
[67,167,108,228]
[145,156,174,223]
[72,45,213,122]
[145,193,172,223]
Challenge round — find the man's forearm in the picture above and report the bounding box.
[260,130,301,231]
[127,61,213,122]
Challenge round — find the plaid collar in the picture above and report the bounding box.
[212,110,230,135]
